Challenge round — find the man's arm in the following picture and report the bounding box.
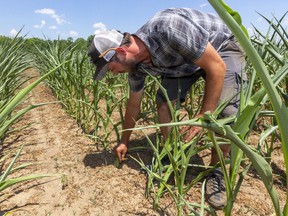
[183,42,226,141]
[115,89,144,162]
[195,42,226,115]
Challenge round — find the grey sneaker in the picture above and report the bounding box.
[205,168,227,210]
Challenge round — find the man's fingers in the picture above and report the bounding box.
[121,151,126,160]
[115,146,122,162]
[180,126,191,141]
[116,151,122,162]
[180,126,190,134]
[121,153,127,161]
[180,126,190,141]
[185,130,198,142]
[183,127,202,142]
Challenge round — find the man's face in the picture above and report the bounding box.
[107,52,138,75]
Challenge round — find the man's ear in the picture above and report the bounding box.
[115,47,126,56]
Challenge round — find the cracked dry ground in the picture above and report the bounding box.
[0,69,286,216]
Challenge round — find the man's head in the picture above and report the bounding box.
[88,30,124,80]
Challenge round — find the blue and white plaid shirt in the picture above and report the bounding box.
[129,8,233,92]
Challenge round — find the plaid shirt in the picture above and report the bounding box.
[129,8,233,92]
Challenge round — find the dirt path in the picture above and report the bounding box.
[0,69,286,215]
[0,69,161,216]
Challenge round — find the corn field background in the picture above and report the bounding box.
[0,3,287,216]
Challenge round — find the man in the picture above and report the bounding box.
[88,8,247,209]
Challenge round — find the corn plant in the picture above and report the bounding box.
[250,12,288,163]
[0,145,53,193]
[33,40,93,129]
[0,33,68,198]
[33,40,127,148]
[0,54,69,138]
[0,35,32,142]
[208,1,288,215]
[0,63,66,198]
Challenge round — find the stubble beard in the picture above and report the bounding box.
[122,58,138,73]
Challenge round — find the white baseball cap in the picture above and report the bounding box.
[88,30,124,80]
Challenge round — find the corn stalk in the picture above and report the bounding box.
[208,1,288,215]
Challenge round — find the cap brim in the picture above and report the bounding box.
[93,63,108,80]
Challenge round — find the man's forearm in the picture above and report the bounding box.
[200,71,225,115]
[120,91,143,145]
[193,42,226,116]
[120,106,140,145]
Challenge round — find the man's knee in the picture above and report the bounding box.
[220,104,239,118]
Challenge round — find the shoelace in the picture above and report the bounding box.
[208,171,226,193]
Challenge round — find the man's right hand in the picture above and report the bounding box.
[115,143,128,163]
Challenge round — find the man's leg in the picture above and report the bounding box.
[205,37,247,209]
[157,101,173,141]
[210,38,247,166]
[156,73,203,140]
[205,71,247,210]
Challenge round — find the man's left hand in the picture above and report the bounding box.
[181,125,203,142]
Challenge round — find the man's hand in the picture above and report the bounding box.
[181,125,203,142]
[115,143,128,163]
[181,114,205,142]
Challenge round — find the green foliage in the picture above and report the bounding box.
[0,32,65,200]
[32,39,128,148]
[74,37,89,50]
[209,1,287,215]
[87,35,94,48]
[0,145,53,192]
[0,34,32,142]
